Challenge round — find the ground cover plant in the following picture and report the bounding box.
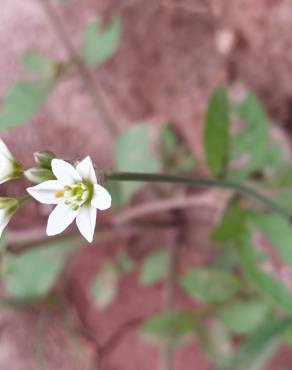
[1,1,292,370]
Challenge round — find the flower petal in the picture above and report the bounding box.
[76,206,96,243]
[46,201,78,236]
[76,156,97,183]
[51,158,81,186]
[27,180,63,204]
[0,138,13,159]
[91,184,111,210]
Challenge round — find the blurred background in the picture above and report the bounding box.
[2,0,292,369]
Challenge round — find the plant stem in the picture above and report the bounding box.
[38,0,118,138]
[106,172,292,220]
[18,195,31,205]
[160,224,180,370]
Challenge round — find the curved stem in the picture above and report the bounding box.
[18,195,31,205]
[106,172,292,220]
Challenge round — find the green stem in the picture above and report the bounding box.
[18,195,31,205]
[106,172,292,220]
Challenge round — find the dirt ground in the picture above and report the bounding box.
[1,0,292,369]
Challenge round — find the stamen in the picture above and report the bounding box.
[55,191,64,198]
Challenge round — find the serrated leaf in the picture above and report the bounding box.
[82,15,121,66]
[114,124,161,203]
[179,268,240,303]
[204,86,230,177]
[218,299,271,335]
[21,52,54,75]
[0,79,52,130]
[139,249,169,286]
[2,238,77,302]
[89,262,119,309]
[211,197,247,243]
[140,309,196,346]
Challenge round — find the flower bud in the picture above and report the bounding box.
[33,151,55,169]
[0,139,23,184]
[24,167,55,184]
[0,198,18,237]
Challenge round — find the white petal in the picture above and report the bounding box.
[0,139,13,159]
[91,184,111,210]
[27,180,63,204]
[76,156,97,183]
[51,159,81,186]
[76,206,96,243]
[46,201,78,236]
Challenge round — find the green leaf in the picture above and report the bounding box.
[114,124,161,203]
[218,299,271,335]
[115,249,134,274]
[271,190,292,212]
[270,164,292,187]
[21,52,54,75]
[0,80,52,130]
[217,316,291,370]
[179,268,240,303]
[139,249,169,286]
[248,211,292,264]
[204,86,230,177]
[197,319,232,365]
[211,197,247,243]
[140,309,196,346]
[89,262,119,309]
[160,124,178,159]
[82,15,121,66]
[230,94,282,180]
[238,235,292,312]
[2,239,77,302]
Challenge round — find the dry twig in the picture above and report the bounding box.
[38,0,118,137]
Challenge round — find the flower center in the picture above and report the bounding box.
[55,181,93,211]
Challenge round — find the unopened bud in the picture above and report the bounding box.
[33,151,55,169]
[0,198,18,237]
[24,167,55,184]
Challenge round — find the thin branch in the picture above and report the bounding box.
[38,0,118,137]
[160,212,183,370]
[114,190,226,225]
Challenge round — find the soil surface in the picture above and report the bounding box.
[1,0,292,369]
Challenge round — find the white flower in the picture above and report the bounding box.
[0,198,18,237]
[0,138,23,184]
[27,156,111,243]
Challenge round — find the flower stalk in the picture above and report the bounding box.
[106,172,292,220]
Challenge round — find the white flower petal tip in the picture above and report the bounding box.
[76,156,97,183]
[91,184,112,211]
[76,206,96,243]
[46,201,78,236]
[0,138,23,184]
[51,158,81,186]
